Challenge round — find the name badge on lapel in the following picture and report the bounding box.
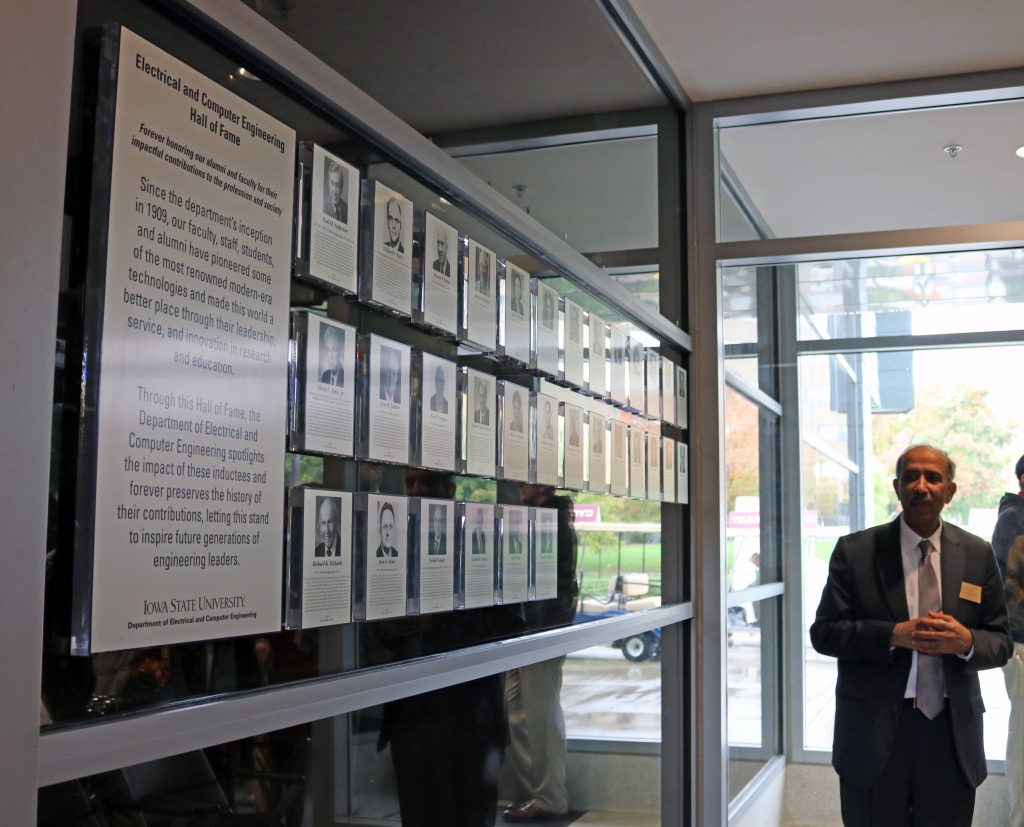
[959,582,982,603]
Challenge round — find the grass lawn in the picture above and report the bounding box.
[577,540,662,599]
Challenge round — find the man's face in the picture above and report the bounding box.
[477,251,488,279]
[434,367,445,397]
[379,507,395,548]
[319,501,337,545]
[386,200,401,244]
[436,234,447,262]
[383,352,398,388]
[893,446,957,536]
[431,509,444,536]
[323,334,339,369]
[476,380,487,408]
[328,167,343,210]
[512,274,522,302]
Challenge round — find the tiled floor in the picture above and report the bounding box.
[572,812,660,827]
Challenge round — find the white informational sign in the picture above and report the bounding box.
[364,494,408,620]
[609,419,629,496]
[677,365,688,429]
[678,441,689,504]
[420,212,458,335]
[300,489,352,628]
[84,28,295,652]
[562,297,585,388]
[367,181,413,315]
[663,435,677,503]
[300,313,355,456]
[536,280,560,376]
[366,334,411,464]
[501,505,530,604]
[562,402,585,490]
[535,392,560,486]
[464,239,497,351]
[463,369,496,477]
[609,323,629,406]
[647,432,662,501]
[500,382,530,482]
[502,262,532,365]
[418,353,457,471]
[662,357,676,427]
[463,503,495,608]
[629,426,646,499]
[587,412,607,493]
[587,311,608,397]
[534,507,558,600]
[418,498,454,614]
[645,351,662,420]
[628,338,647,413]
[309,145,358,292]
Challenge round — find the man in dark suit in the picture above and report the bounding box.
[375,501,398,558]
[510,270,525,316]
[471,509,487,556]
[810,444,1011,827]
[319,327,344,387]
[427,505,446,556]
[314,498,340,557]
[323,160,347,223]
[379,347,401,403]
[384,197,404,253]
[474,248,490,294]
[431,233,450,276]
[510,391,524,434]
[429,365,448,414]
[473,379,490,426]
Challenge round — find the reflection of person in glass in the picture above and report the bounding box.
[542,288,555,329]
[510,270,525,316]
[431,231,450,275]
[429,364,448,413]
[471,508,487,555]
[474,247,491,294]
[314,497,340,557]
[504,483,579,822]
[379,346,402,403]
[318,326,345,387]
[427,504,446,556]
[542,400,554,441]
[473,378,490,425]
[323,160,347,222]
[375,501,398,558]
[384,196,404,253]
[510,390,524,434]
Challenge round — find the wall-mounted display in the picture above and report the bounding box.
[645,350,662,421]
[535,392,560,486]
[299,143,359,293]
[359,180,413,317]
[498,261,532,367]
[459,368,496,477]
[662,356,677,427]
[676,365,688,429]
[586,311,608,399]
[412,352,457,472]
[562,297,585,388]
[646,432,662,501]
[289,311,355,457]
[412,211,458,336]
[678,441,689,505]
[535,279,561,378]
[499,381,530,482]
[663,435,676,503]
[562,401,585,490]
[534,507,558,600]
[358,333,411,465]
[609,419,629,496]
[460,237,497,352]
[609,323,629,406]
[415,497,455,615]
[499,505,530,604]
[629,426,646,499]
[587,411,608,494]
[356,494,409,621]
[73,27,295,653]
[460,502,496,609]
[285,487,353,629]
[627,336,647,414]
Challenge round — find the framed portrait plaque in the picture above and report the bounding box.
[586,411,608,494]
[662,356,677,427]
[676,365,688,430]
[663,435,677,503]
[358,180,413,317]
[645,350,662,421]
[562,297,585,389]
[355,494,410,621]
[415,498,455,615]
[412,351,457,472]
[627,337,647,414]
[289,311,356,457]
[460,237,497,352]
[585,311,608,399]
[285,487,353,629]
[534,392,560,487]
[413,211,458,336]
[499,504,530,604]
[678,441,689,505]
[298,143,359,293]
[459,502,496,609]
[498,261,533,367]
[358,334,411,465]
[629,426,646,500]
[459,368,497,477]
[534,506,558,600]
[535,279,561,379]
[561,401,585,491]
[609,419,629,496]
[498,381,530,483]
[609,323,629,407]
[646,432,662,501]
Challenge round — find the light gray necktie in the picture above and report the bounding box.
[916,539,944,719]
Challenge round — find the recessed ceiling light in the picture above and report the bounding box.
[1015,145,1024,159]
[943,144,962,159]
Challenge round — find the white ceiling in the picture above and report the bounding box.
[629,0,1024,102]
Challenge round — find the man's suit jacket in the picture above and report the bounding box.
[472,531,486,555]
[376,543,398,558]
[429,393,448,414]
[315,536,339,558]
[428,532,446,556]
[810,518,1011,791]
[432,257,450,276]
[321,366,344,386]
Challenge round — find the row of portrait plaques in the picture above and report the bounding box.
[285,492,559,630]
[289,313,689,498]
[72,26,688,654]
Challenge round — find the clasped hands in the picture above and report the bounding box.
[891,611,973,654]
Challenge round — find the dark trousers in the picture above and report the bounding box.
[839,704,975,827]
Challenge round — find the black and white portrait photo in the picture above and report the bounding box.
[379,344,402,403]
[568,412,580,448]
[510,269,525,316]
[510,389,524,434]
[375,500,399,558]
[591,418,604,455]
[427,504,447,556]
[474,247,491,294]
[542,399,555,441]
[432,230,451,276]
[314,495,342,557]
[568,304,581,344]
[322,159,348,223]
[542,287,556,329]
[318,324,345,387]
[473,377,490,425]
[471,507,488,555]
[507,509,523,556]
[384,196,404,253]
[429,364,448,413]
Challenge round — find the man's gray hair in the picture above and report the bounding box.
[894,443,956,481]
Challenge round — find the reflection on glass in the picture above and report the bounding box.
[723,266,758,346]
[798,353,858,468]
[725,387,760,593]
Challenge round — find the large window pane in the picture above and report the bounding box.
[725,388,761,593]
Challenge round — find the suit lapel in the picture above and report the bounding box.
[940,524,966,616]
[876,518,910,621]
